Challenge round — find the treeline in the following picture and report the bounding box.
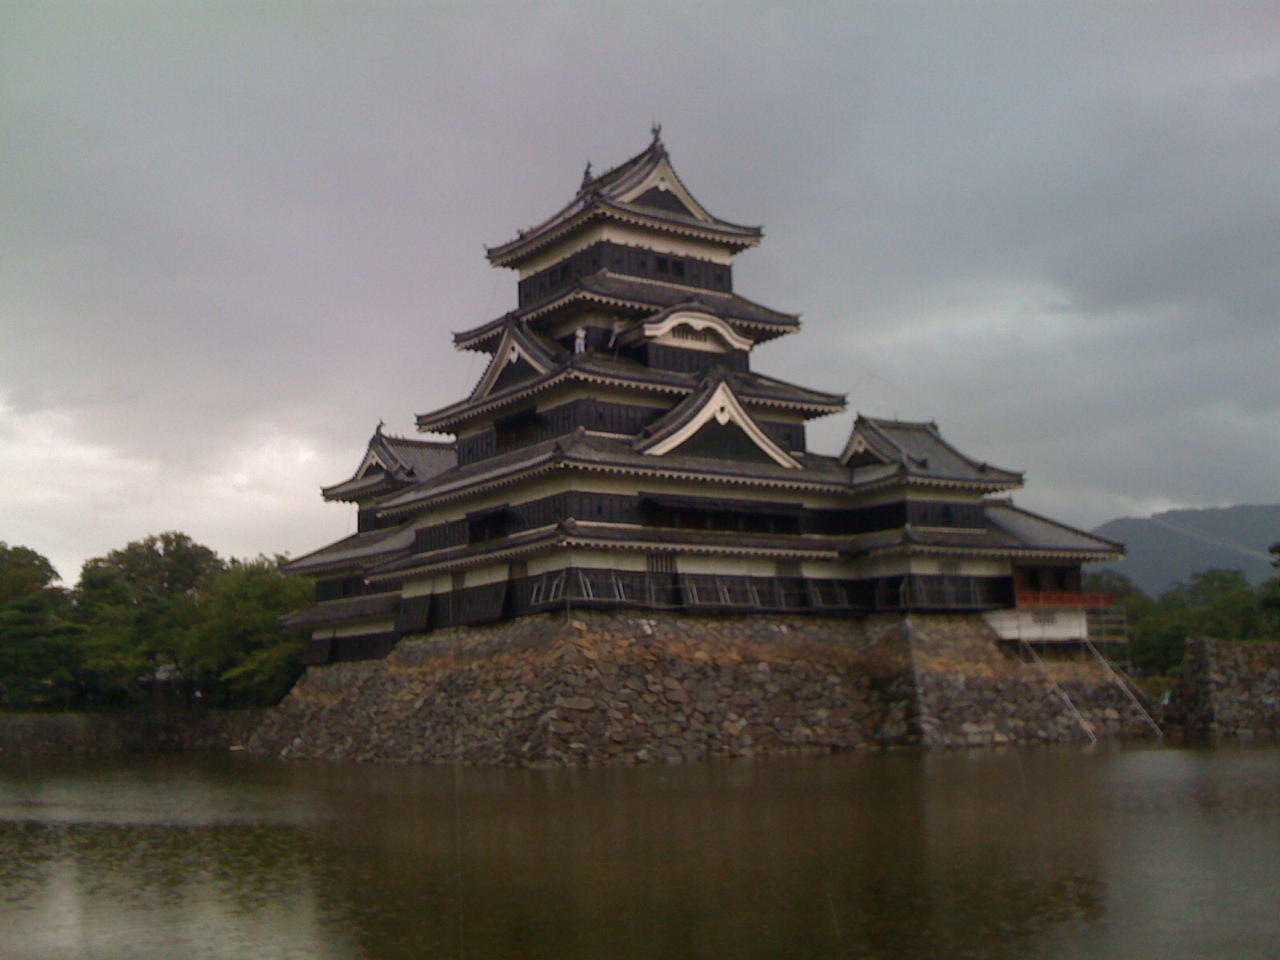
[0,533,312,711]
[1086,560,1280,677]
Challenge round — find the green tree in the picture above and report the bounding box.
[0,543,85,709]
[1182,569,1265,641]
[0,542,60,607]
[1083,571,1170,673]
[0,589,85,708]
[189,557,313,706]
[76,532,225,705]
[1101,567,1280,677]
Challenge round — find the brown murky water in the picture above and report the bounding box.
[2,742,1278,959]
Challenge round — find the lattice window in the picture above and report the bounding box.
[647,553,678,575]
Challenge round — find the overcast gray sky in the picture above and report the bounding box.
[3,2,1279,584]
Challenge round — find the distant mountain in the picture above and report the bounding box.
[1092,504,1280,596]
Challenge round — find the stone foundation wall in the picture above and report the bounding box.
[248,611,1158,765]
[907,615,1155,746]
[1172,638,1280,735]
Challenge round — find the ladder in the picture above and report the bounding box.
[1019,640,1097,744]
[1085,638,1164,739]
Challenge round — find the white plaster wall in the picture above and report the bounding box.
[918,557,1009,577]
[984,608,1089,643]
[676,555,784,576]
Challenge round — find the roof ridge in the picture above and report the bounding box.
[580,133,665,196]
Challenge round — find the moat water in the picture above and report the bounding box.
[2,742,1278,959]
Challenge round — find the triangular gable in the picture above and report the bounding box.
[615,154,712,223]
[352,427,403,480]
[637,380,800,468]
[839,421,895,467]
[354,448,389,480]
[469,324,557,401]
[631,185,697,217]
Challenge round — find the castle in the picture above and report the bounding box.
[250,133,1154,767]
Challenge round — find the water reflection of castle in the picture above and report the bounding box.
[283,130,1121,660]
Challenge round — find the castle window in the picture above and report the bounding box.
[776,559,802,579]
[672,325,713,343]
[647,553,677,575]
[494,408,540,451]
[467,508,510,543]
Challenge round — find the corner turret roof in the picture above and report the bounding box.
[841,416,1022,491]
[322,426,457,502]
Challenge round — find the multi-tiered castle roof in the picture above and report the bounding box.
[284,132,1121,663]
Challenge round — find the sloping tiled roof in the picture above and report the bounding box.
[634,372,736,450]
[486,134,762,268]
[382,434,456,479]
[368,518,841,582]
[633,371,802,467]
[280,593,400,629]
[843,500,1122,562]
[467,319,569,401]
[727,370,845,412]
[378,429,854,518]
[843,416,1022,489]
[985,501,1124,557]
[322,427,456,502]
[281,525,415,576]
[454,276,800,352]
[562,432,850,487]
[415,350,844,434]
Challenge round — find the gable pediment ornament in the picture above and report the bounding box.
[617,157,710,222]
[639,379,800,468]
[354,450,388,480]
[469,326,554,401]
[643,310,753,353]
[840,426,891,466]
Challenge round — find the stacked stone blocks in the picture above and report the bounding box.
[249,611,1156,764]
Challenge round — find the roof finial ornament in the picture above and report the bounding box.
[375,419,385,436]
[581,160,593,190]
[651,121,663,144]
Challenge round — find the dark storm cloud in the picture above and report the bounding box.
[2,2,1278,580]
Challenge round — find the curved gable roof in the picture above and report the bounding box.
[635,373,800,468]
[486,132,763,268]
[322,426,456,502]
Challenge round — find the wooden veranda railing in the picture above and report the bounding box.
[1016,591,1113,608]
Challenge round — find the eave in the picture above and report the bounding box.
[848,470,1023,497]
[855,541,1122,565]
[378,439,854,520]
[415,361,842,435]
[280,593,401,630]
[369,520,840,582]
[321,474,401,503]
[453,280,800,354]
[486,200,762,270]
